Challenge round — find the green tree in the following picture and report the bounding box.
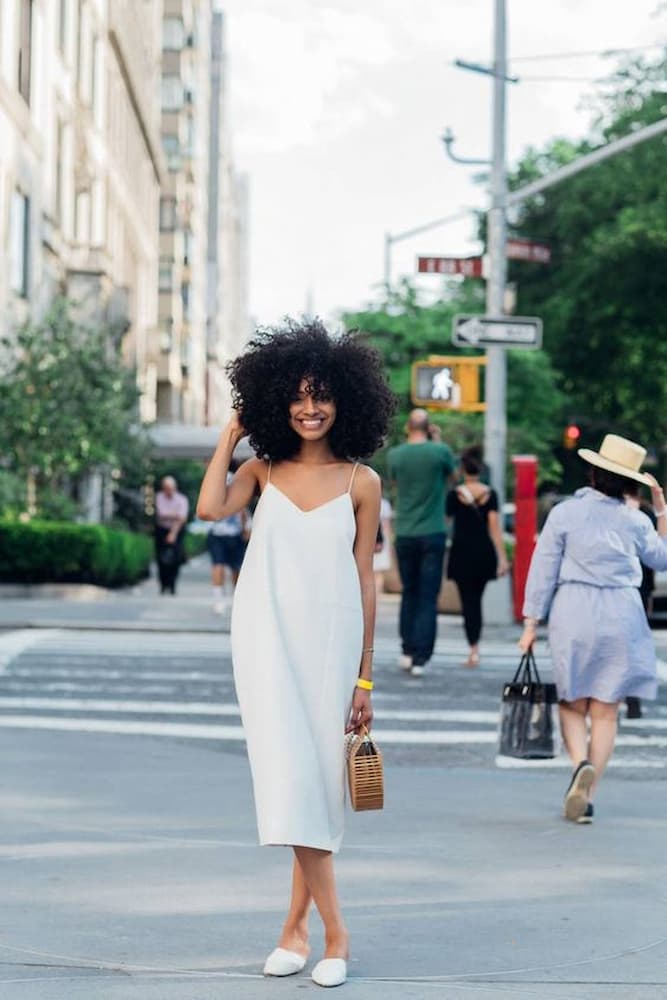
[344,281,565,486]
[0,298,149,516]
[506,56,667,449]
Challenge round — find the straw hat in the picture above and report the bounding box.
[578,433,652,486]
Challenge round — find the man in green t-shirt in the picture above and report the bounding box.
[387,410,457,676]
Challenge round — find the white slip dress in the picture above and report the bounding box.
[231,462,363,853]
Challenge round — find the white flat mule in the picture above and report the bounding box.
[311,957,347,987]
[263,947,307,976]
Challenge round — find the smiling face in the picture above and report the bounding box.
[288,376,337,442]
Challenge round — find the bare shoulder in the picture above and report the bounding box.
[235,457,265,483]
[353,463,381,501]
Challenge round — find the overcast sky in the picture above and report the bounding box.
[217,0,665,327]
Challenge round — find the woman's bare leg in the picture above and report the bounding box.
[559,698,589,765]
[588,699,620,796]
[277,854,312,957]
[294,846,348,959]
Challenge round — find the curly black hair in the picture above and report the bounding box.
[227,318,396,461]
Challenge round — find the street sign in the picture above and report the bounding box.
[411,356,486,412]
[417,255,483,278]
[506,238,551,263]
[452,314,542,349]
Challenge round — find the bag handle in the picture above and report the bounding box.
[354,724,379,756]
[511,647,544,686]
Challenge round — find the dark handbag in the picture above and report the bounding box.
[159,544,177,566]
[498,649,558,759]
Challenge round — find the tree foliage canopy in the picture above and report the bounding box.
[344,281,565,483]
[0,299,148,513]
[507,56,667,447]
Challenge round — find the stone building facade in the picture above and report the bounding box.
[0,0,248,431]
[0,0,164,421]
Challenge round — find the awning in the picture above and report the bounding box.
[148,423,254,461]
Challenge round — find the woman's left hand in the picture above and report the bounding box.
[346,689,373,734]
[518,625,536,652]
[497,556,510,577]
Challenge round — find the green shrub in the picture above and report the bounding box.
[0,520,152,587]
[184,531,208,559]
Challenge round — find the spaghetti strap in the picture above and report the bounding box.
[347,462,360,493]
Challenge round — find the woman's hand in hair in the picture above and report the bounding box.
[222,411,246,447]
[645,474,666,513]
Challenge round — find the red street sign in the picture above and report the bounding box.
[506,238,551,264]
[418,255,483,278]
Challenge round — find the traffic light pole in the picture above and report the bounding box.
[483,0,508,505]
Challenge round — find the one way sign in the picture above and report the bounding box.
[452,314,543,349]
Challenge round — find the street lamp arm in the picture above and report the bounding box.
[454,58,519,83]
[388,207,476,246]
[442,128,491,166]
[507,116,667,206]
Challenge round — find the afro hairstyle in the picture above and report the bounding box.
[227,318,396,461]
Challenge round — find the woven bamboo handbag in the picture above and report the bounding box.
[345,725,384,811]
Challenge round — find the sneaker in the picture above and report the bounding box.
[410,660,428,677]
[564,760,596,821]
[576,802,594,825]
[398,654,413,671]
[213,600,227,615]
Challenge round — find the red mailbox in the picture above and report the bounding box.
[511,455,538,623]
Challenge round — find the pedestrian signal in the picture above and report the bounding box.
[411,356,486,412]
[563,425,581,450]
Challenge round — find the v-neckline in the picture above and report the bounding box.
[266,482,352,515]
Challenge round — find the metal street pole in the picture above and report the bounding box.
[484,0,508,504]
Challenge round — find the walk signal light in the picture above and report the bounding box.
[411,356,486,412]
[563,424,581,450]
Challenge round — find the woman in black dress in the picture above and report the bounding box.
[446,445,509,667]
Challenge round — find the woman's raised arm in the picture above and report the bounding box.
[197,415,261,521]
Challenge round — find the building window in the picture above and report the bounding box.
[10,191,30,296]
[74,188,91,242]
[184,115,195,157]
[55,120,65,225]
[183,229,193,266]
[59,0,68,53]
[159,259,173,293]
[161,76,184,112]
[181,281,191,322]
[159,196,177,231]
[76,0,83,87]
[162,17,185,51]
[161,134,181,172]
[18,0,33,104]
[91,35,100,121]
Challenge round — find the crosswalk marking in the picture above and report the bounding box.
[1,628,666,769]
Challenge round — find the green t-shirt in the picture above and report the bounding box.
[388,441,456,537]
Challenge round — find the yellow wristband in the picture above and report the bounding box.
[356,678,374,691]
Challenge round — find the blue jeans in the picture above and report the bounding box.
[395,533,446,665]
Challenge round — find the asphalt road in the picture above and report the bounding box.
[1,568,667,998]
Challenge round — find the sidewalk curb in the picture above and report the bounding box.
[0,583,114,601]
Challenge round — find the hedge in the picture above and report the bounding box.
[184,531,208,558]
[0,520,153,587]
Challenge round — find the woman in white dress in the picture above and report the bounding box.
[197,320,394,988]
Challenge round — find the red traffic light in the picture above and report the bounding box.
[563,424,581,450]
